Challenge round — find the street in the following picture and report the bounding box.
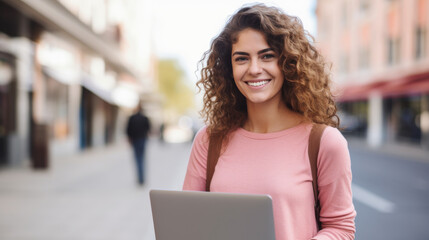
[349,138,429,240]
[0,136,428,239]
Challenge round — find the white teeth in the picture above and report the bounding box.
[247,80,269,87]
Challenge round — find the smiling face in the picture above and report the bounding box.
[231,28,284,107]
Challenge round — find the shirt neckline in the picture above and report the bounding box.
[236,122,310,140]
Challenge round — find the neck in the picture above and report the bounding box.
[244,101,304,133]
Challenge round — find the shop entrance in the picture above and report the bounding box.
[0,52,16,167]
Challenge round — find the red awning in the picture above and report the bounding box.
[337,81,388,102]
[379,71,429,97]
[337,71,429,102]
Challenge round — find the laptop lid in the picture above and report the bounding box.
[149,189,276,240]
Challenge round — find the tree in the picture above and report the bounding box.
[157,59,195,116]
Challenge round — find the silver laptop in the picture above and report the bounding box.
[149,189,276,240]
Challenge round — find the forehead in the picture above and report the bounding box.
[232,28,270,51]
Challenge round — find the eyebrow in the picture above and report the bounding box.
[232,48,274,56]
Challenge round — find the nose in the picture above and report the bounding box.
[248,59,262,75]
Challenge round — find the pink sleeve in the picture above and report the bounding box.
[312,127,356,240]
[182,126,209,191]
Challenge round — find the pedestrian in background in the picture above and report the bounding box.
[126,101,150,185]
[159,122,165,143]
[183,4,356,240]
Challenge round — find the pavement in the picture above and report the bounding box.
[0,135,427,240]
[346,136,429,163]
[0,138,192,240]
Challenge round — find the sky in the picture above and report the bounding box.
[152,0,317,83]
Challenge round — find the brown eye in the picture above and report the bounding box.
[235,57,248,62]
[262,54,275,60]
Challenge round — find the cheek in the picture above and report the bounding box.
[269,64,282,76]
[271,66,284,82]
[232,65,243,82]
[232,68,246,94]
[232,64,238,76]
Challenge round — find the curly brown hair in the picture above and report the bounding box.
[198,4,339,137]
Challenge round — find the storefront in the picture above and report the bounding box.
[338,71,429,148]
[79,71,137,149]
[0,52,17,167]
[79,86,119,149]
[0,35,34,168]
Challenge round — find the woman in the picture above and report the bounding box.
[183,4,356,240]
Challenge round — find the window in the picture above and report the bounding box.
[45,75,69,139]
[386,0,401,65]
[415,27,427,59]
[359,24,371,70]
[388,38,401,65]
[415,0,427,60]
[359,0,371,18]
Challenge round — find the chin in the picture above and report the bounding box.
[246,97,271,104]
[245,93,282,105]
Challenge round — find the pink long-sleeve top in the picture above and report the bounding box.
[183,123,356,240]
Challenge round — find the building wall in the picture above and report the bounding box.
[316,0,429,149]
[317,0,429,84]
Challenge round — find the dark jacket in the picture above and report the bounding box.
[126,112,150,141]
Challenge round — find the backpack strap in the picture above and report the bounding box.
[308,123,327,230]
[205,133,222,192]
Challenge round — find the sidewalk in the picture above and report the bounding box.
[0,138,192,240]
[346,136,429,163]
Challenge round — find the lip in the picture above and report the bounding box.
[244,79,271,89]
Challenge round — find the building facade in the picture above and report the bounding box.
[316,0,429,149]
[0,0,156,168]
